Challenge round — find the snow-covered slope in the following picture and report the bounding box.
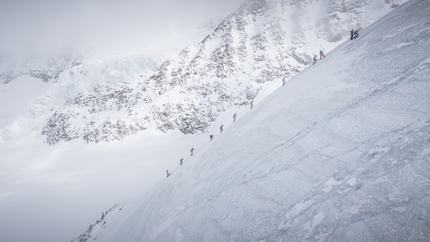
[76,0,430,241]
[2,0,405,145]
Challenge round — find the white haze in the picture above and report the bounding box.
[0,0,244,61]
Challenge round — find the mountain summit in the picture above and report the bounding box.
[73,0,430,241]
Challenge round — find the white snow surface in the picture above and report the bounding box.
[81,0,430,241]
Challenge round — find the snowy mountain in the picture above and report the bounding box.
[72,0,430,241]
[0,49,84,84]
[0,54,164,141]
[2,0,405,145]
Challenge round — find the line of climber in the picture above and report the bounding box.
[165,109,249,178]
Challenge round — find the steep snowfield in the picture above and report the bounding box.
[82,0,430,241]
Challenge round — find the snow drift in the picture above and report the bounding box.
[76,0,430,241]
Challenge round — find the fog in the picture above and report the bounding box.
[0,0,245,60]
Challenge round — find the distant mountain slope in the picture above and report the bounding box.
[34,0,406,145]
[0,50,84,84]
[73,0,430,241]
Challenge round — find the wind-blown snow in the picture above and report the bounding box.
[83,0,430,241]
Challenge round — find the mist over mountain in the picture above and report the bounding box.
[1,0,406,145]
[72,0,430,241]
[0,0,244,84]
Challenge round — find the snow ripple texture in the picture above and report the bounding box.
[84,0,430,241]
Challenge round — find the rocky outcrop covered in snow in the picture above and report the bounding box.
[37,0,406,145]
[71,204,123,242]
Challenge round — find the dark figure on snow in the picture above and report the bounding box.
[220,125,224,133]
[233,113,237,122]
[190,147,195,156]
[354,29,359,39]
[312,55,317,65]
[210,134,214,141]
[180,157,183,165]
[166,170,170,177]
[320,50,325,60]
[250,100,254,109]
[282,77,286,86]
[350,29,354,40]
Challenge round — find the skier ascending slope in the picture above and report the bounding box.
[190,147,195,156]
[233,113,237,122]
[180,157,183,166]
[350,29,354,40]
[312,55,317,65]
[220,125,223,133]
[166,170,170,177]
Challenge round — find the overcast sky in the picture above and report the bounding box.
[0,0,245,60]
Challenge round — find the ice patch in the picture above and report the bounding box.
[422,148,430,156]
[278,200,314,230]
[347,177,357,186]
[322,177,344,193]
[344,205,360,214]
[393,206,408,213]
[304,212,325,239]
[174,229,183,242]
[388,189,408,202]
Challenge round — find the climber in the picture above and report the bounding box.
[350,29,354,40]
[190,147,195,156]
[354,29,360,39]
[180,157,183,165]
[320,50,325,60]
[210,134,214,141]
[220,125,224,133]
[233,113,237,122]
[312,55,317,65]
[166,170,170,177]
[250,100,254,109]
